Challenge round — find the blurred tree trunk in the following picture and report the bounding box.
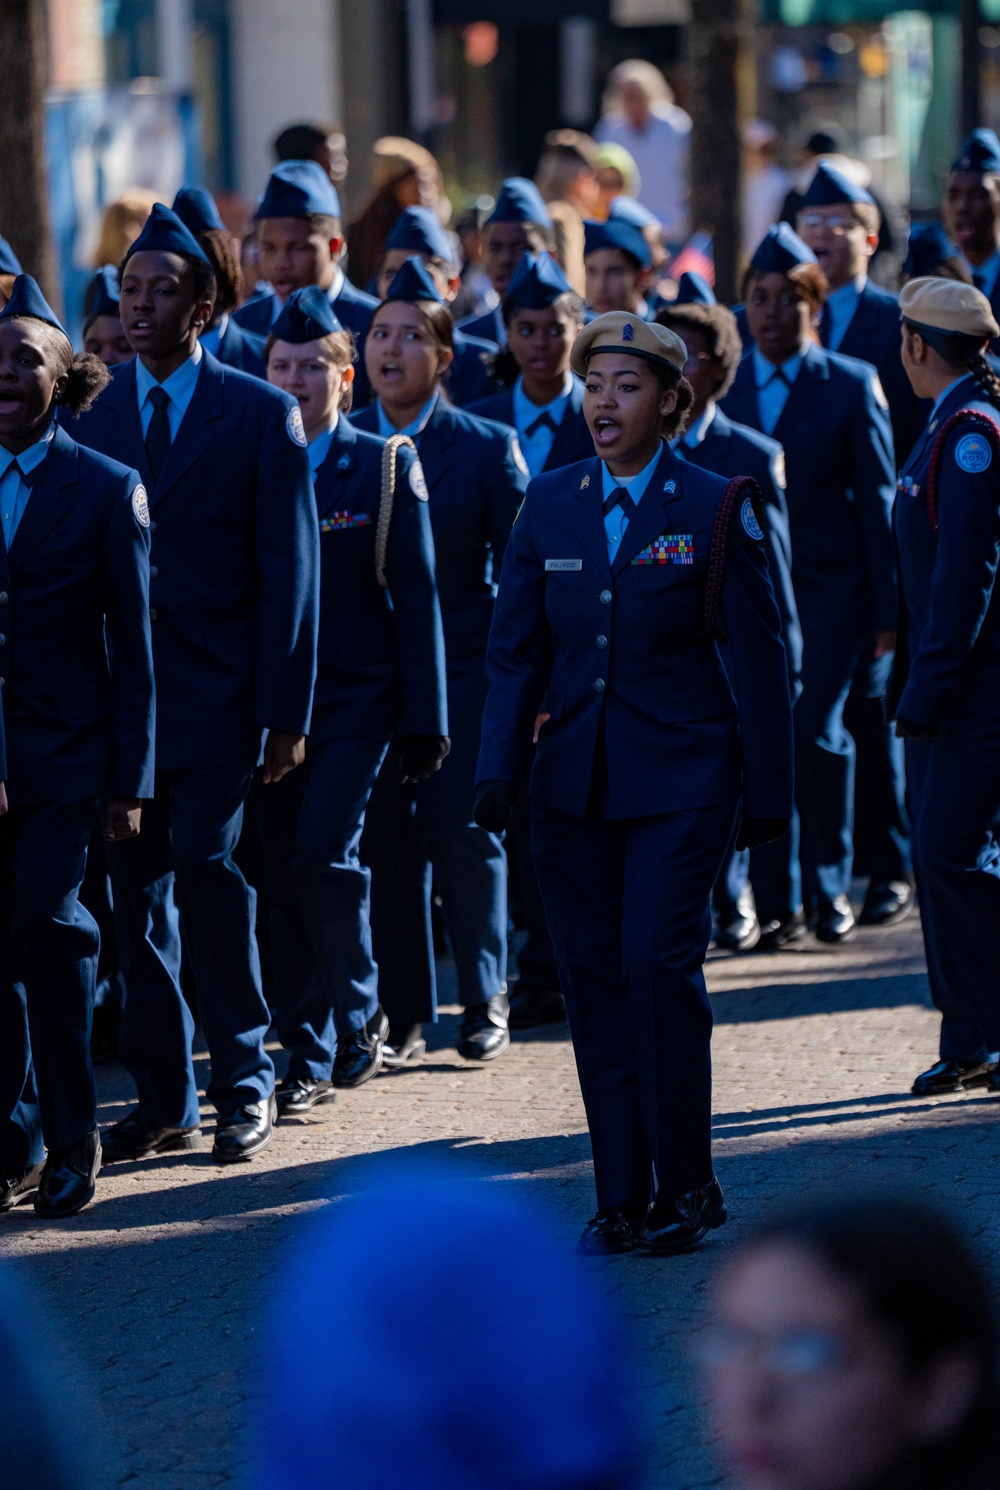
[0,0,58,306]
[687,0,753,305]
[961,0,982,136]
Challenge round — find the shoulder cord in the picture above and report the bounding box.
[376,433,418,589]
[925,408,1000,533]
[701,473,767,634]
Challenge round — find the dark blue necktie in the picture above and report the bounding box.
[602,485,637,519]
[819,302,833,347]
[525,410,558,438]
[144,385,172,483]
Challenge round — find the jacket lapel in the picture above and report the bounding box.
[773,344,829,442]
[7,425,79,568]
[612,443,684,575]
[544,377,588,471]
[411,396,454,491]
[96,360,151,485]
[314,419,358,517]
[721,356,759,431]
[149,352,224,508]
[568,457,612,576]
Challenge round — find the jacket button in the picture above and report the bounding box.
[596,634,608,648]
[0,592,7,605]
[594,678,605,692]
[600,589,612,604]
[149,609,157,621]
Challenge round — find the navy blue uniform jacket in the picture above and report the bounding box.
[311,418,447,742]
[235,277,379,405]
[477,443,794,822]
[350,396,528,699]
[70,353,319,771]
[834,280,928,467]
[467,375,594,472]
[889,377,1000,728]
[444,329,498,408]
[0,424,155,805]
[215,316,268,379]
[721,342,897,634]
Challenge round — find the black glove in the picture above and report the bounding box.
[894,715,937,740]
[474,780,515,835]
[735,816,790,851]
[397,734,450,783]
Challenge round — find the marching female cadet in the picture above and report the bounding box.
[170,186,268,377]
[891,278,1000,1100]
[353,257,528,1066]
[259,287,447,1108]
[475,313,793,1254]
[82,266,132,367]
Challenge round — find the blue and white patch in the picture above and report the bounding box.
[132,484,150,528]
[955,432,992,473]
[663,478,676,493]
[741,497,764,541]
[409,458,429,502]
[286,405,307,448]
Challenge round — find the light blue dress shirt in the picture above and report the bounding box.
[135,342,204,439]
[307,419,337,474]
[512,373,573,478]
[824,275,865,351]
[928,373,975,427]
[673,400,717,452]
[376,393,438,441]
[0,425,56,548]
[753,345,805,436]
[964,251,1000,300]
[200,315,228,357]
[601,443,663,562]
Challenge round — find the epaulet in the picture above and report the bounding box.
[701,474,767,635]
[927,408,1000,532]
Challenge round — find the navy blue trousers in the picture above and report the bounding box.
[845,647,911,885]
[0,798,98,1173]
[254,736,387,1080]
[109,768,272,1129]
[906,716,1000,1063]
[508,771,560,991]
[531,799,736,1210]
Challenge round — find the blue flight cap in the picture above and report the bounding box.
[124,202,211,266]
[257,1169,646,1490]
[584,217,652,270]
[608,195,659,230]
[0,273,68,337]
[505,250,573,310]
[256,159,341,221]
[800,160,875,210]
[84,264,121,324]
[674,270,716,306]
[902,221,961,280]
[486,178,552,230]
[383,255,444,304]
[171,184,225,235]
[951,128,1000,175]
[0,234,22,276]
[749,222,818,275]
[385,206,453,264]
[271,286,344,343]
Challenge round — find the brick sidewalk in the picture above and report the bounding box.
[3,910,998,1489]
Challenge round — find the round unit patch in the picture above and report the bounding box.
[286,405,308,448]
[955,432,992,473]
[741,496,764,541]
[409,458,429,502]
[132,484,150,528]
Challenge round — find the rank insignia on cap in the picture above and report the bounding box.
[580,474,590,489]
[320,511,372,531]
[663,479,676,493]
[622,322,634,342]
[956,432,992,472]
[632,533,694,565]
[132,484,150,528]
[286,406,307,448]
[741,497,764,541]
[409,459,429,501]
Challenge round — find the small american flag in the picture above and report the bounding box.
[667,232,714,287]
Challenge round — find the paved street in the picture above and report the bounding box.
[3,907,999,1490]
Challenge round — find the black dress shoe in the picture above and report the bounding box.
[507,984,567,1030]
[577,1205,649,1256]
[715,888,762,952]
[102,1111,202,1162]
[757,909,807,950]
[815,895,857,944]
[275,1076,336,1115]
[212,1097,276,1162]
[913,1058,998,1096]
[641,1178,727,1255]
[332,1006,389,1088]
[0,1161,45,1212]
[34,1132,101,1219]
[458,993,510,1061]
[382,1024,427,1068]
[860,880,914,926]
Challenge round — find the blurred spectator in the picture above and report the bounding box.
[535,129,600,297]
[81,264,131,365]
[346,136,442,291]
[92,188,157,266]
[594,143,641,218]
[698,1194,999,1490]
[743,121,791,260]
[450,202,495,320]
[780,132,897,267]
[594,60,691,246]
[900,222,972,286]
[273,120,348,191]
[258,1168,649,1490]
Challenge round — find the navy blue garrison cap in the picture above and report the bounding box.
[383,255,444,304]
[801,160,875,210]
[84,264,121,324]
[172,184,225,235]
[749,222,818,274]
[0,274,68,337]
[271,286,344,343]
[951,128,1000,175]
[505,250,573,309]
[674,270,716,306]
[257,159,341,221]
[486,178,552,230]
[386,206,453,263]
[902,221,961,279]
[0,234,22,276]
[584,217,652,270]
[125,202,211,266]
[608,195,659,230]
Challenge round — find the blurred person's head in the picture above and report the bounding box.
[802,125,848,164]
[0,276,109,446]
[608,196,667,272]
[274,121,348,190]
[255,160,343,301]
[743,119,781,169]
[482,179,554,297]
[700,1194,999,1490]
[594,144,641,218]
[944,129,1000,265]
[899,276,999,402]
[603,59,673,132]
[536,131,601,215]
[456,203,488,267]
[495,251,585,397]
[743,224,827,363]
[82,264,132,366]
[376,205,458,302]
[900,222,972,286]
[93,188,158,268]
[371,136,440,211]
[795,162,880,291]
[584,217,653,316]
[259,1167,645,1490]
[172,185,243,324]
[266,286,355,437]
[657,296,743,419]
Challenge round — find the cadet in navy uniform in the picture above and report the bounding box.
[259,287,448,1108]
[901,223,971,285]
[82,265,132,367]
[171,185,268,377]
[890,278,1000,1099]
[721,225,896,947]
[583,217,655,321]
[0,276,154,1217]
[235,161,379,404]
[658,284,802,953]
[457,179,553,348]
[375,205,498,408]
[944,129,1000,348]
[476,313,793,1254]
[71,205,319,1165]
[354,259,528,1064]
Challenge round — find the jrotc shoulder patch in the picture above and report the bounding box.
[409,458,430,502]
[132,484,150,528]
[510,436,529,478]
[286,405,308,448]
[955,431,992,473]
[741,497,764,541]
